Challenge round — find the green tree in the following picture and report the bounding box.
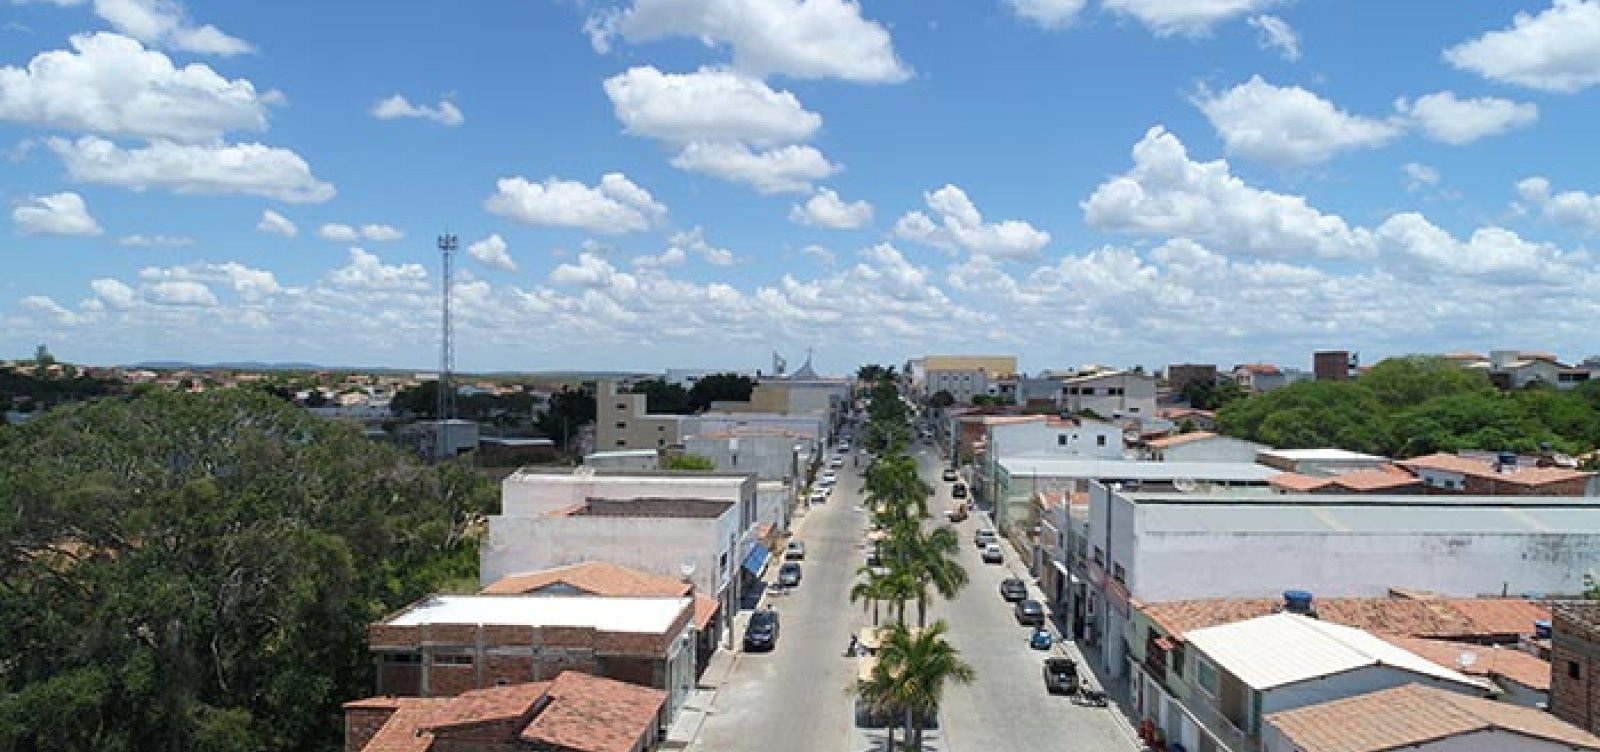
[663,453,715,471]
[630,378,690,414]
[390,380,439,417]
[874,621,975,750]
[1361,355,1493,410]
[535,386,596,449]
[686,372,756,413]
[885,526,968,627]
[0,389,492,752]
[928,390,955,408]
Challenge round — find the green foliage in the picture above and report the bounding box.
[871,621,975,750]
[629,378,690,414]
[685,372,755,413]
[663,453,716,471]
[0,366,118,412]
[534,386,596,449]
[1180,379,1246,411]
[1217,356,1600,457]
[928,390,955,408]
[0,389,493,752]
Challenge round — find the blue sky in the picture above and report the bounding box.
[5,0,1600,375]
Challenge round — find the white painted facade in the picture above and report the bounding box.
[987,418,1126,461]
[1061,371,1158,418]
[926,368,998,404]
[1147,435,1267,463]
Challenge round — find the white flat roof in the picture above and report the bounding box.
[1257,448,1388,462]
[386,595,691,633]
[1185,613,1489,692]
[1133,500,1600,533]
[507,469,747,486]
[997,457,1278,483]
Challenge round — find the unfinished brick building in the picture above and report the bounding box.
[1553,602,1600,734]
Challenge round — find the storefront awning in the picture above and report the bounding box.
[742,545,770,576]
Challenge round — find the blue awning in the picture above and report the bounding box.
[742,545,771,576]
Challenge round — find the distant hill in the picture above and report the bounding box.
[124,362,651,380]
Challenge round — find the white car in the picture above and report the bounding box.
[830,456,844,468]
[981,543,1004,564]
[820,471,837,486]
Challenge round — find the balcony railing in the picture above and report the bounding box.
[1135,665,1258,752]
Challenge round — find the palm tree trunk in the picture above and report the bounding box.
[872,600,880,627]
[917,591,928,628]
[904,707,916,751]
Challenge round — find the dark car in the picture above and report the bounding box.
[778,562,802,587]
[744,609,780,651]
[951,483,967,499]
[1043,657,1080,694]
[1014,599,1045,626]
[1000,577,1028,602]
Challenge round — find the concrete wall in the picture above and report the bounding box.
[755,481,792,533]
[684,413,827,443]
[500,473,751,518]
[989,419,1125,461]
[927,369,994,404]
[1064,372,1158,418]
[1260,666,1485,719]
[597,381,684,450]
[1152,436,1266,463]
[681,435,799,482]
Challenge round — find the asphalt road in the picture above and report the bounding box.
[694,449,870,752]
[916,446,1139,752]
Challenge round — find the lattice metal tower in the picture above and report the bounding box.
[435,233,458,460]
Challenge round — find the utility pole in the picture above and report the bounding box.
[435,233,457,462]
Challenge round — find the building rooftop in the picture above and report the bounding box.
[506,467,751,484]
[567,497,735,519]
[1258,448,1389,463]
[384,595,691,634]
[996,457,1278,482]
[519,671,668,752]
[1144,431,1225,449]
[1268,466,1422,493]
[1265,683,1600,752]
[1381,635,1551,691]
[1184,613,1489,692]
[1132,499,1600,536]
[1400,453,1593,487]
[479,561,718,631]
[1141,596,1550,643]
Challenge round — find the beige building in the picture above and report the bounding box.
[597,381,684,450]
[920,355,1018,404]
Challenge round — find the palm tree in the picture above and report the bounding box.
[900,526,968,627]
[876,621,975,750]
[850,566,893,626]
[856,653,903,748]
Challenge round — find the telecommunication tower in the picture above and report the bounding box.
[435,233,458,460]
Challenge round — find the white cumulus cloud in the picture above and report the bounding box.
[0,33,270,142]
[485,173,666,234]
[12,191,102,236]
[1103,0,1280,36]
[91,277,138,308]
[597,0,910,83]
[256,209,296,237]
[467,233,517,271]
[371,94,464,126]
[892,184,1050,261]
[1004,0,1087,28]
[789,188,873,229]
[603,66,821,146]
[1395,91,1538,145]
[1247,15,1300,61]
[670,141,837,194]
[1445,0,1600,93]
[1082,126,1376,260]
[1194,76,1402,165]
[327,248,429,291]
[668,226,737,266]
[145,279,218,306]
[1516,176,1600,233]
[91,0,252,56]
[1403,162,1441,192]
[118,233,192,247]
[49,136,335,203]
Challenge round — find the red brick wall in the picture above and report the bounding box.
[1551,608,1600,733]
[344,707,397,752]
[375,663,421,696]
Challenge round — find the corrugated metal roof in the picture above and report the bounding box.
[1184,613,1490,691]
[1137,504,1600,534]
[996,458,1278,482]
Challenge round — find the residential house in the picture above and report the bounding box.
[367,594,696,720]
[1158,407,1216,432]
[481,562,721,676]
[975,416,1126,515]
[483,469,759,645]
[344,670,668,752]
[1143,613,1490,752]
[1263,684,1600,752]
[1059,370,1158,419]
[1479,349,1591,390]
[1085,484,1600,684]
[597,381,684,451]
[1267,465,1424,494]
[1143,432,1266,463]
[1401,452,1600,496]
[1233,363,1288,393]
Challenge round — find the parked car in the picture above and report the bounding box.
[1043,657,1080,695]
[1014,599,1045,626]
[974,528,997,548]
[785,540,806,560]
[744,609,780,651]
[1029,626,1054,650]
[942,468,958,482]
[946,503,968,523]
[809,488,828,505]
[830,456,844,468]
[951,483,967,499]
[981,543,1003,564]
[820,471,837,486]
[999,577,1027,602]
[778,562,802,587]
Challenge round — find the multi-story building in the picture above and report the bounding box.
[1165,363,1218,395]
[1553,602,1600,735]
[1059,370,1157,418]
[920,355,1018,404]
[597,381,684,450]
[1313,350,1357,381]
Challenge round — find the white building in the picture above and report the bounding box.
[1162,613,1491,752]
[483,468,758,643]
[1084,485,1600,684]
[1256,447,1390,476]
[986,417,1126,462]
[1060,370,1157,418]
[1143,432,1268,463]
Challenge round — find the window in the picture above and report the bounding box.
[433,654,473,667]
[1171,645,1186,677]
[616,403,627,410]
[1571,660,1582,680]
[1082,387,1096,396]
[382,653,422,664]
[1112,564,1125,584]
[1092,546,1104,565]
[1096,435,1107,447]
[1195,658,1220,696]
[1058,435,1068,446]
[1109,387,1124,396]
[615,421,627,429]
[616,440,626,447]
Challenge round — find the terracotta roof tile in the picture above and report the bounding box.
[1266,683,1600,752]
[1326,466,1423,492]
[1380,635,1550,691]
[1142,597,1545,643]
[482,561,692,598]
[692,595,719,631]
[1146,431,1219,449]
[421,682,551,732]
[349,698,448,752]
[1400,453,1593,487]
[520,671,667,752]
[1269,473,1332,492]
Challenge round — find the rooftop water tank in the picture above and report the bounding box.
[1535,620,1553,640]
[1283,590,1315,616]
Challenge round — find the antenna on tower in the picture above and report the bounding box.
[436,232,458,461]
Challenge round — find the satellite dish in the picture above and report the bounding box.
[1174,478,1198,493]
[679,558,697,580]
[1457,651,1478,670]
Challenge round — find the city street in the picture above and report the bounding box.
[693,438,1139,752]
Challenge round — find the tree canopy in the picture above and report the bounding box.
[0,389,493,752]
[1217,356,1600,457]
